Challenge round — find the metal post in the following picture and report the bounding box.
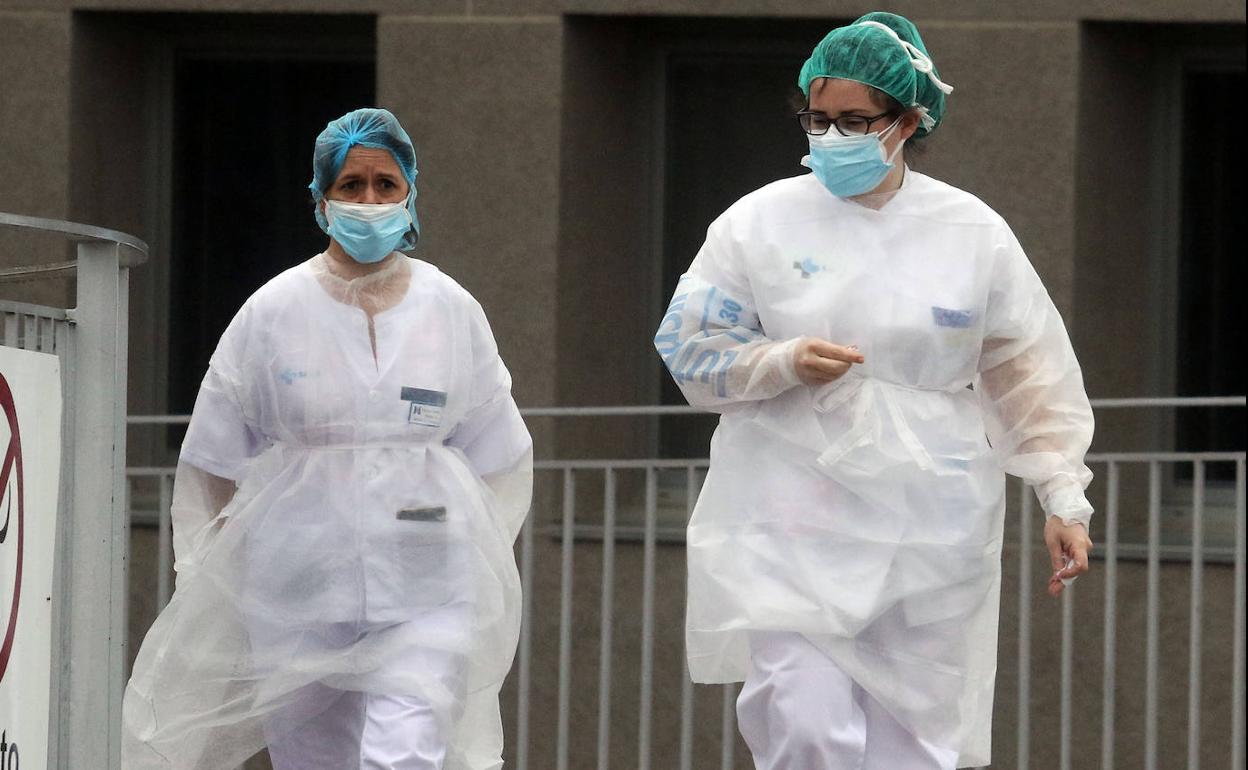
[1232,459,1245,770]
[1018,485,1033,770]
[556,469,575,770]
[59,240,128,770]
[637,468,657,770]
[1101,462,1120,770]
[679,660,695,770]
[157,474,172,609]
[597,468,617,770]
[1060,584,1073,770]
[720,683,736,769]
[1146,462,1161,770]
[46,309,76,770]
[516,508,535,770]
[1187,461,1204,770]
[679,466,698,770]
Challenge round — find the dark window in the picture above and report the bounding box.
[1175,65,1246,480]
[658,49,812,458]
[168,54,374,416]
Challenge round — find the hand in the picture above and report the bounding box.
[1044,516,1093,597]
[793,338,865,386]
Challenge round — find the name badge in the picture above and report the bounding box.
[401,387,447,427]
[931,306,975,329]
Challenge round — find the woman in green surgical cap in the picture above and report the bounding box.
[655,12,1095,769]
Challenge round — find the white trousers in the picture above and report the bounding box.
[737,631,958,770]
[250,608,470,770]
[265,686,448,770]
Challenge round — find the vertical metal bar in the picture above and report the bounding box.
[1146,461,1162,770]
[113,262,132,750]
[157,473,172,609]
[1232,459,1245,770]
[1018,484,1033,770]
[1101,462,1120,770]
[47,314,76,770]
[1060,583,1074,770]
[637,468,658,770]
[61,241,126,770]
[1187,460,1204,770]
[597,468,617,770]
[516,499,535,770]
[680,660,695,770]
[23,312,36,351]
[720,683,736,770]
[556,469,575,770]
[679,466,698,770]
[40,314,56,353]
[55,317,71,366]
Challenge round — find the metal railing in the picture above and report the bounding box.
[2,211,147,770]
[125,397,1246,769]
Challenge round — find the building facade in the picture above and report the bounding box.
[2,0,1244,767]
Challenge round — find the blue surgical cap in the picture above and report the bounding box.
[309,107,420,248]
[798,12,953,138]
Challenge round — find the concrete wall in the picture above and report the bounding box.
[378,15,564,412]
[0,10,74,307]
[3,0,1243,18]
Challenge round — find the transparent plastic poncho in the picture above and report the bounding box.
[655,170,1094,768]
[123,253,532,769]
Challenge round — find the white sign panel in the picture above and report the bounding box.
[0,346,62,770]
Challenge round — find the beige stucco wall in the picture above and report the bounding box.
[915,22,1081,315]
[2,0,1243,18]
[0,10,74,307]
[377,15,564,411]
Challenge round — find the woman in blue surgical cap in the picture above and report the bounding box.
[655,13,1094,770]
[124,108,533,770]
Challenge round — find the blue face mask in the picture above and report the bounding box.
[803,117,904,198]
[324,197,414,264]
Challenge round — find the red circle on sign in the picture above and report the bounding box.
[0,372,25,684]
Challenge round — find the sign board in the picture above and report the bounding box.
[0,346,63,770]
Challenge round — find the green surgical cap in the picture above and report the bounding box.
[798,12,953,137]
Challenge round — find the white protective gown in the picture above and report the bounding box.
[124,254,532,770]
[655,170,1094,768]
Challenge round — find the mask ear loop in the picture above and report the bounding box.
[403,187,420,247]
[855,20,955,95]
[874,115,907,164]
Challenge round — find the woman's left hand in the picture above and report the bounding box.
[1044,517,1093,597]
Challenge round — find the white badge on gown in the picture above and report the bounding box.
[402,386,447,427]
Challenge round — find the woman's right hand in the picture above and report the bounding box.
[793,337,865,386]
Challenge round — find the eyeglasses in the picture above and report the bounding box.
[796,109,896,137]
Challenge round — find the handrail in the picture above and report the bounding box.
[0,211,149,267]
[126,395,1248,425]
[1087,396,1246,408]
[0,299,72,321]
[1,211,143,770]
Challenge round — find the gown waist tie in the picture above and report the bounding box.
[814,377,954,473]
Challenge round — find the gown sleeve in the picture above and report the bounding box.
[975,225,1096,529]
[445,295,533,543]
[173,303,265,579]
[654,211,803,412]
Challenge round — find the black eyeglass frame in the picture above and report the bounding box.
[796,109,897,137]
